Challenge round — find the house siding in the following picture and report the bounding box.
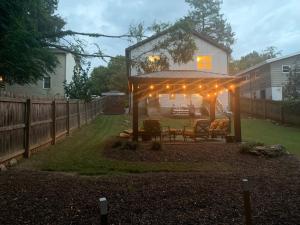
[5,52,75,98]
[130,33,228,75]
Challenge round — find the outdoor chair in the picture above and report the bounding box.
[142,119,169,141]
[209,119,230,138]
[183,119,210,141]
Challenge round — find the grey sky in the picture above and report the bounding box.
[58,0,300,67]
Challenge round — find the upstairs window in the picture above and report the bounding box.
[43,77,51,89]
[282,65,291,73]
[197,56,212,71]
[148,55,160,62]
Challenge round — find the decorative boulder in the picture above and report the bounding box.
[252,144,288,157]
[9,158,18,166]
[0,164,7,172]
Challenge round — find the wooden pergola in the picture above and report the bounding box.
[128,70,242,142]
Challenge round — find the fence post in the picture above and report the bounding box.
[77,100,81,128]
[24,98,32,158]
[242,179,253,225]
[52,100,56,145]
[85,102,88,124]
[66,100,70,135]
[263,100,267,119]
[99,197,108,225]
[280,104,285,123]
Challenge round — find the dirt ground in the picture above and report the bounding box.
[1,143,299,225]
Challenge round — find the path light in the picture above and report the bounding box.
[150,85,154,90]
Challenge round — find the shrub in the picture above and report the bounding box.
[151,141,162,151]
[112,140,123,148]
[122,141,138,151]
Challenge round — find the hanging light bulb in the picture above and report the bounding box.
[166,84,170,89]
[215,84,218,88]
[149,93,152,97]
[182,84,186,89]
[150,85,154,90]
[199,85,202,89]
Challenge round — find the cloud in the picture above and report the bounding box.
[57,0,300,67]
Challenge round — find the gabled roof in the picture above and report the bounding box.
[235,51,300,76]
[125,29,231,54]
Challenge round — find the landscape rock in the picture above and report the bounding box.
[252,144,288,158]
[9,158,18,167]
[0,164,7,172]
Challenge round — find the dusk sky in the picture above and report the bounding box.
[58,0,300,67]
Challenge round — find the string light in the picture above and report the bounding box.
[207,94,210,97]
[149,93,152,97]
[215,84,218,88]
[166,84,170,89]
[214,92,217,96]
[150,85,154,90]
[183,94,186,97]
[229,84,234,90]
[199,85,202,89]
[182,84,186,89]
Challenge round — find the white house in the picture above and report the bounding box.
[5,49,76,98]
[126,29,231,115]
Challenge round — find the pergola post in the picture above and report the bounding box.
[132,83,139,141]
[210,96,216,122]
[233,87,242,142]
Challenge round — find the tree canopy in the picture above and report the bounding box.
[0,0,65,84]
[229,47,281,74]
[90,56,127,95]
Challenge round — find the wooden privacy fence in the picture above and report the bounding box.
[240,97,300,125]
[0,97,103,163]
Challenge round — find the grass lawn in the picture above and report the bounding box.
[20,115,228,175]
[19,115,300,175]
[241,118,300,156]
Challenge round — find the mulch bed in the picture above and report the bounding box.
[0,142,299,225]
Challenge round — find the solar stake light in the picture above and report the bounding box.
[99,197,108,225]
[242,179,253,225]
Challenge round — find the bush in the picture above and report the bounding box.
[122,141,138,151]
[112,140,123,148]
[151,141,162,151]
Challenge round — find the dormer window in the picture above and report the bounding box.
[197,56,212,71]
[148,55,160,62]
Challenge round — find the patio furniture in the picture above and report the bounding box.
[209,119,230,138]
[142,119,169,141]
[183,119,210,141]
[168,128,183,141]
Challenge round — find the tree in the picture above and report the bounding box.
[0,0,64,84]
[64,61,92,101]
[90,56,128,95]
[185,0,235,48]
[229,46,281,74]
[0,0,144,85]
[283,61,300,100]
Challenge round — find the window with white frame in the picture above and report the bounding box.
[43,77,51,89]
[282,65,291,73]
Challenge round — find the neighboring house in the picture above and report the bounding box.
[236,51,300,101]
[5,49,76,98]
[126,29,231,114]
